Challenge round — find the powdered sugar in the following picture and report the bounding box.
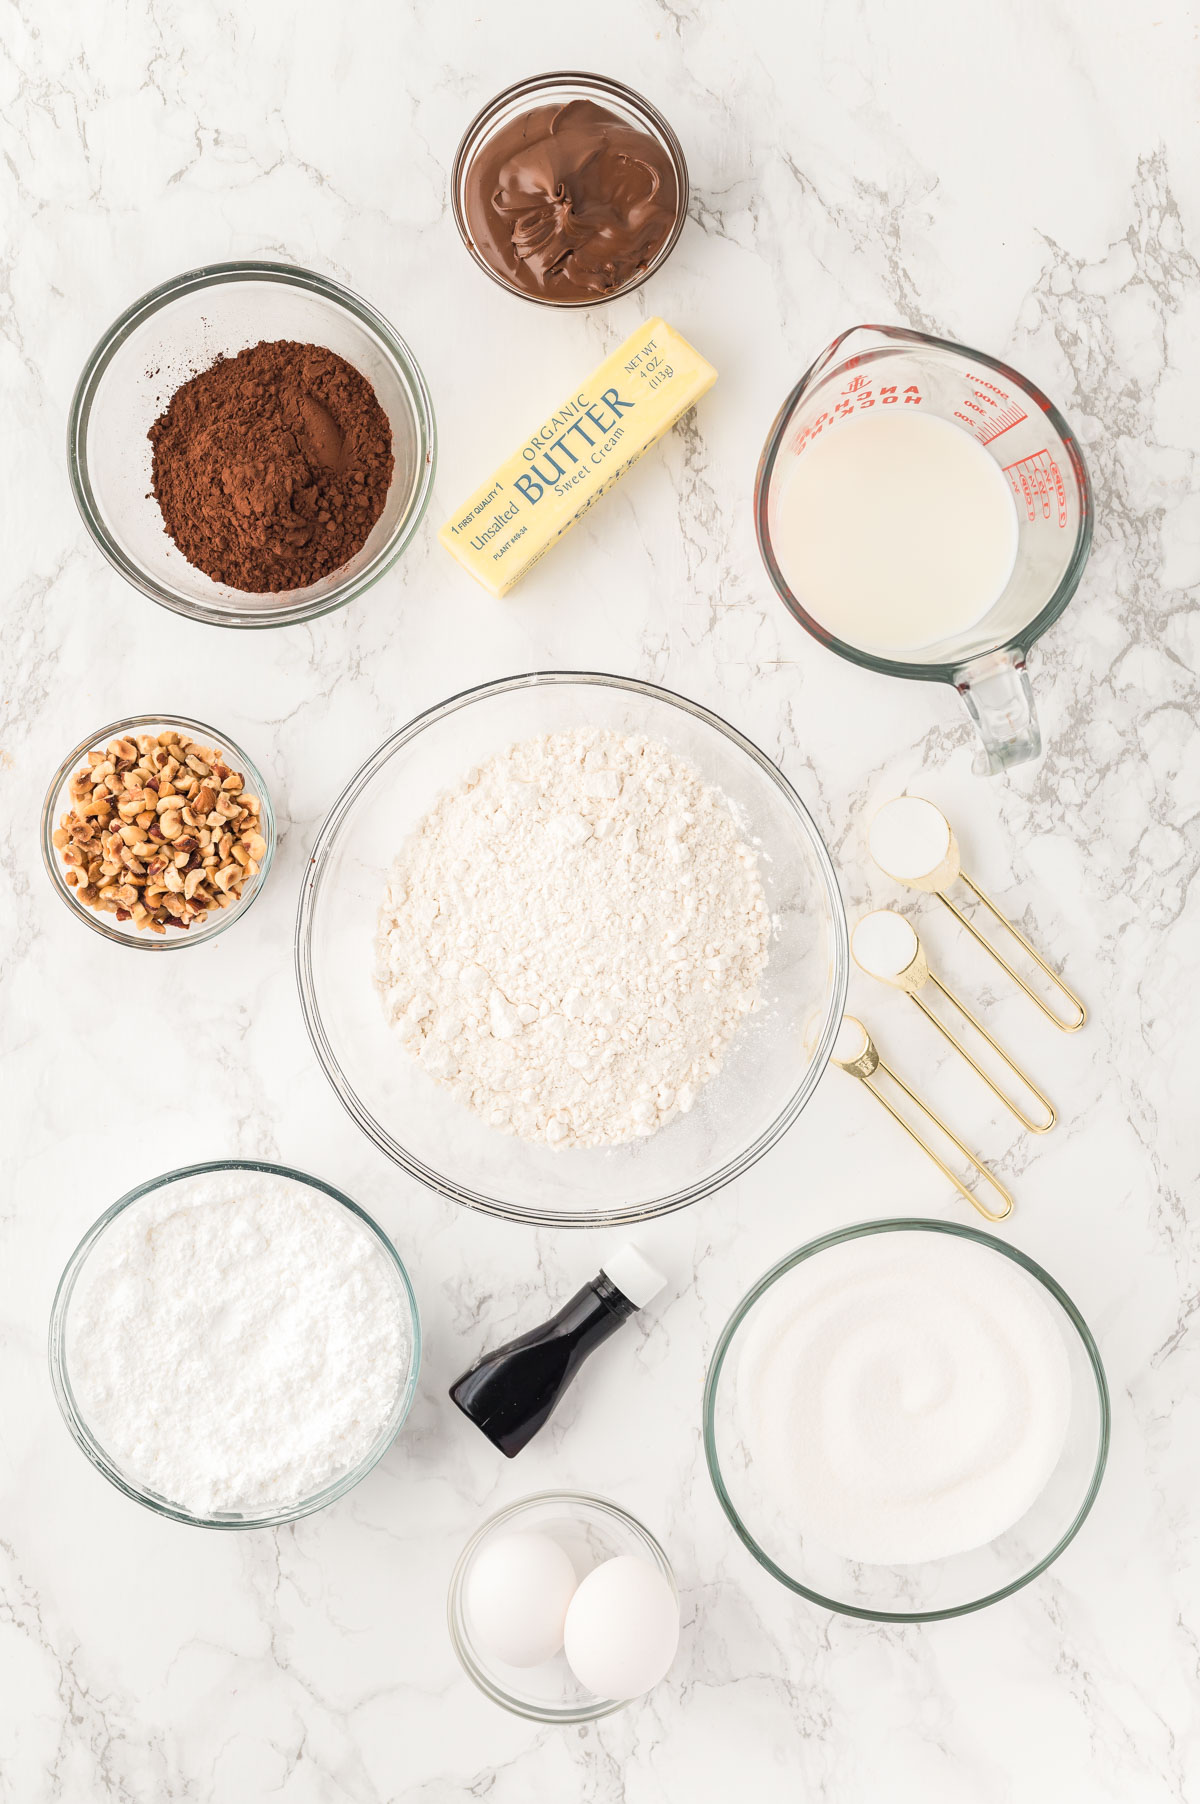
[66,1170,410,1516]
[376,727,770,1148]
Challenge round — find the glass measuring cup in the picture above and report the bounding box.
[755,326,1093,775]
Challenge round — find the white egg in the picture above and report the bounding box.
[466,1531,578,1668]
[563,1554,680,1700]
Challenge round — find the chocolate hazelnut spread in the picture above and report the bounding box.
[462,98,681,303]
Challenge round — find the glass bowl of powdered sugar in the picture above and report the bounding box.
[704,1220,1109,1621]
[48,1160,420,1528]
[296,671,849,1227]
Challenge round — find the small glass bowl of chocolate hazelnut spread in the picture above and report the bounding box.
[452,73,689,308]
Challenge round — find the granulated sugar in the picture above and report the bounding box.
[376,727,770,1148]
[737,1231,1072,1566]
[67,1170,409,1516]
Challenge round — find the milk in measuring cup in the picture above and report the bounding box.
[772,411,1018,656]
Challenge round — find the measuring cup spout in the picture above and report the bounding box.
[796,323,917,397]
[955,648,1041,776]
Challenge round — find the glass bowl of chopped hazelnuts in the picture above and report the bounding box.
[41,716,276,949]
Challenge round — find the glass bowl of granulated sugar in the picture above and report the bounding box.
[68,261,436,629]
[704,1220,1109,1621]
[296,671,849,1227]
[49,1160,420,1528]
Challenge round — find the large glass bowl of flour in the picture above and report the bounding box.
[296,672,848,1226]
[704,1220,1109,1620]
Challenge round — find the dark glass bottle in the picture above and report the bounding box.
[449,1249,665,1457]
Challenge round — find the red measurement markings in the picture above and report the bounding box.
[1003,448,1067,527]
[975,399,1028,444]
[788,383,922,456]
[954,376,1029,445]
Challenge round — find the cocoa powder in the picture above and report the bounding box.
[148,340,394,593]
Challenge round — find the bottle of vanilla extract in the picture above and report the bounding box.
[449,1246,667,1457]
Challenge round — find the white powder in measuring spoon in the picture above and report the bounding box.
[869,796,953,883]
[737,1231,1072,1565]
[852,909,920,981]
[67,1170,409,1516]
[376,727,770,1148]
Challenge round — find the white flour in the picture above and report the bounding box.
[67,1171,409,1516]
[376,727,770,1148]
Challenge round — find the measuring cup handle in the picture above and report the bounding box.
[955,649,1042,776]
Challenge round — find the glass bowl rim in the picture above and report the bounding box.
[753,326,1094,684]
[293,667,850,1227]
[446,1487,678,1722]
[703,1216,1111,1622]
[47,1156,422,1529]
[40,712,277,951]
[450,70,690,309]
[66,258,437,629]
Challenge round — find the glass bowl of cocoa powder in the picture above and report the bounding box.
[68,262,436,628]
[41,715,276,949]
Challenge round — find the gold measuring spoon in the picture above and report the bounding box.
[851,909,1056,1133]
[868,796,1086,1032]
[831,1015,1013,1222]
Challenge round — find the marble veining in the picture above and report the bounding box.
[2,0,1198,1798]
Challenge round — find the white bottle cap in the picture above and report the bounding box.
[601,1243,667,1311]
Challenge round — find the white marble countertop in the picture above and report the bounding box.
[3,1,1198,1798]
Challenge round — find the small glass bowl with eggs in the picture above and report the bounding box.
[447,1491,680,1721]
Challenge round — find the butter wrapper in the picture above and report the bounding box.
[439,318,717,596]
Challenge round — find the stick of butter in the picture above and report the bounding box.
[439,318,717,597]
